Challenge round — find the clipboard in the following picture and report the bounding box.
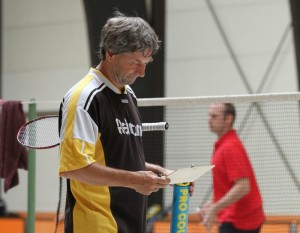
[167,165,214,184]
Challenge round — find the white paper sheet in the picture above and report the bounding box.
[167,165,215,184]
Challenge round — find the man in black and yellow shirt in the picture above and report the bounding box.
[58,11,172,233]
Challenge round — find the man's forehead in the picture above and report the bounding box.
[210,103,224,111]
[123,51,153,61]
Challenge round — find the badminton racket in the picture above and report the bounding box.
[17,115,169,149]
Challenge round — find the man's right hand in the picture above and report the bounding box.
[132,171,170,195]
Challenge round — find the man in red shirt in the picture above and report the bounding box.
[199,103,265,233]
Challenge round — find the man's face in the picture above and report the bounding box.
[208,103,227,137]
[109,48,153,89]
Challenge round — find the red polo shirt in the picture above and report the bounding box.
[212,130,265,230]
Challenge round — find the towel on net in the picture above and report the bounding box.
[0,100,28,192]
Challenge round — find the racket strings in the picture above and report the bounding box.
[18,117,59,148]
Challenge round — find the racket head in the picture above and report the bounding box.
[17,115,60,149]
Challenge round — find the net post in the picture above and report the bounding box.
[27,99,37,233]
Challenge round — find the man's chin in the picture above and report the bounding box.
[127,78,137,85]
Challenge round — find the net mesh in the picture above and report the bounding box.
[55,93,300,233]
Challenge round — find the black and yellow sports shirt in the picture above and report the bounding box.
[59,68,147,233]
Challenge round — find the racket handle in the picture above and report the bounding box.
[170,183,190,233]
[142,122,169,131]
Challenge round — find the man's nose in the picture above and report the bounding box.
[137,64,146,77]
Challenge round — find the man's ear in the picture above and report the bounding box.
[225,114,234,126]
[105,51,114,61]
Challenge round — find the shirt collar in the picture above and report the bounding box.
[214,129,236,149]
[89,67,128,94]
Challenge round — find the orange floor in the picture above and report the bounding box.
[1,213,299,233]
[153,221,300,233]
[153,214,300,233]
[0,212,56,233]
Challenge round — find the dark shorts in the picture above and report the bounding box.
[219,222,261,233]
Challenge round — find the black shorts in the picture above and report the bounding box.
[219,222,261,233]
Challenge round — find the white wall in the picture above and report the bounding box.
[2,0,90,112]
[165,0,297,96]
[1,0,297,215]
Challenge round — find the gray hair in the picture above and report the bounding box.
[99,11,161,60]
